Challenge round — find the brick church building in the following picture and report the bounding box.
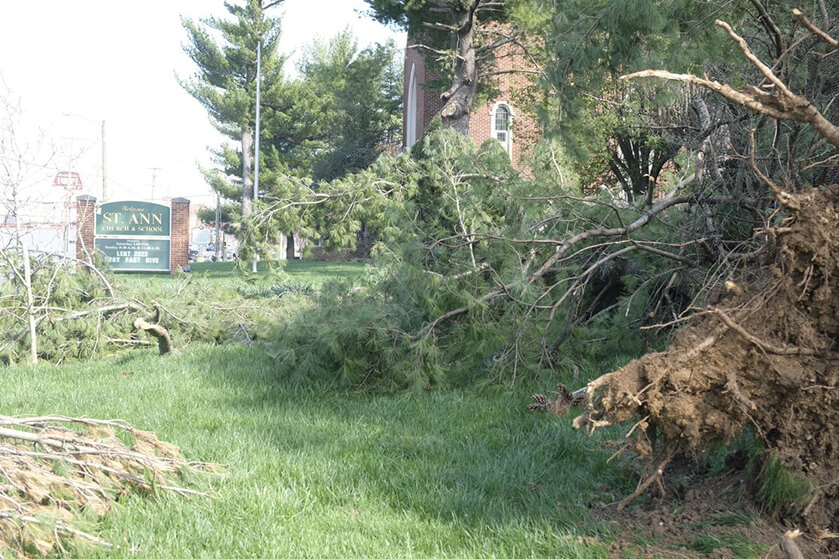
[402,25,540,169]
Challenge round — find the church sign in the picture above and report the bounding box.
[94,201,171,272]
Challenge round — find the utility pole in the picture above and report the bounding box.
[148,167,163,200]
[61,113,106,200]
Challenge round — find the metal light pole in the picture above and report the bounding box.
[251,0,284,274]
[254,38,262,203]
[252,38,262,273]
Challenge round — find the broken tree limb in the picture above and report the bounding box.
[621,19,839,149]
[27,249,116,299]
[52,302,144,323]
[792,8,838,48]
[0,416,213,555]
[133,317,173,355]
[410,193,698,341]
[131,301,173,355]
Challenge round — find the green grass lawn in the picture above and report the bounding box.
[2,344,629,558]
[120,260,369,290]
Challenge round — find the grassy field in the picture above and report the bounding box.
[3,345,630,558]
[2,261,779,558]
[119,260,370,290]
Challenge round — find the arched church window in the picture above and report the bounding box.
[406,63,418,147]
[492,103,513,156]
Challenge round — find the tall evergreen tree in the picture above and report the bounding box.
[180,0,283,219]
[299,32,403,181]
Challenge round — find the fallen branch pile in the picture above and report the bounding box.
[0,415,211,556]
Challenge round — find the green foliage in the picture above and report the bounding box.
[752,453,815,517]
[259,129,683,389]
[236,282,313,299]
[509,0,746,199]
[299,32,403,181]
[182,5,403,242]
[704,434,816,518]
[180,0,283,137]
[686,532,765,558]
[0,258,362,366]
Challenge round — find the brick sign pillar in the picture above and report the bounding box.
[170,197,190,274]
[75,195,97,263]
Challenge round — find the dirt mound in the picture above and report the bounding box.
[574,185,839,545]
[603,456,832,557]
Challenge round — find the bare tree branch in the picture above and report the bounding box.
[792,8,838,48]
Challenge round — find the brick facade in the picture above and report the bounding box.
[403,23,541,169]
[75,195,96,263]
[403,46,446,148]
[170,198,191,274]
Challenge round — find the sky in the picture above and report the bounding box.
[0,0,405,220]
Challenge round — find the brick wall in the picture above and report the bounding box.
[404,45,446,147]
[170,198,190,274]
[75,195,96,263]
[404,23,541,170]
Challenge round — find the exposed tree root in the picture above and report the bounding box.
[0,415,212,556]
[781,529,804,559]
[535,185,839,547]
[615,441,679,511]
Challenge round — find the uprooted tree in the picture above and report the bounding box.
[248,2,838,543]
[226,1,839,541]
[543,12,839,543]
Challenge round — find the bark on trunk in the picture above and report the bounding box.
[241,128,254,218]
[440,1,480,134]
[133,318,173,355]
[21,244,38,365]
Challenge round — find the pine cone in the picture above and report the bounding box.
[556,383,573,403]
[528,394,552,412]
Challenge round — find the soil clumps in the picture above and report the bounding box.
[574,185,839,547]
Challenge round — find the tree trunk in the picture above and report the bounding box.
[241,128,254,218]
[440,1,480,134]
[21,244,38,365]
